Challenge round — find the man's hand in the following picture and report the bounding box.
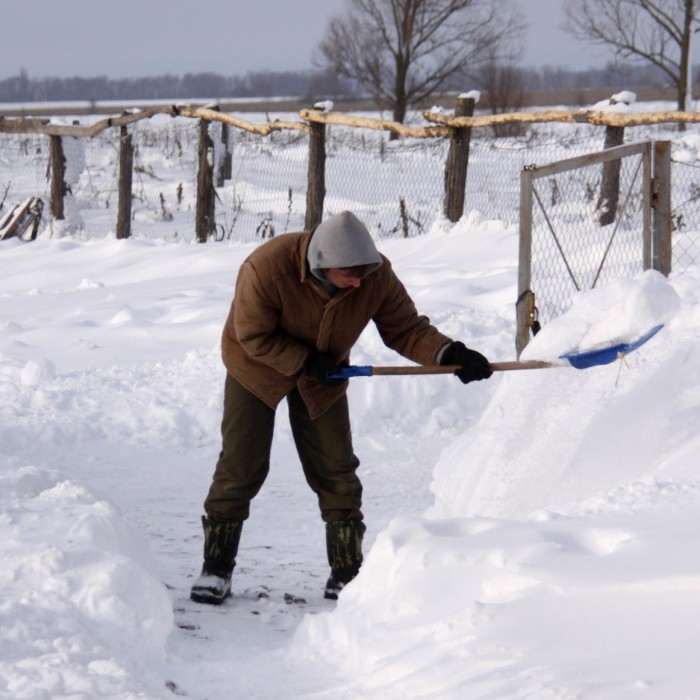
[303,351,346,387]
[440,342,493,384]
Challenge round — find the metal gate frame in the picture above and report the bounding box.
[516,140,672,356]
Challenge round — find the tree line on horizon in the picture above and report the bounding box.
[0,62,671,105]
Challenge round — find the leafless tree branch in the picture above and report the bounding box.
[315,0,525,131]
[563,0,699,113]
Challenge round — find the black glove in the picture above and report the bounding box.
[302,351,346,387]
[440,341,493,384]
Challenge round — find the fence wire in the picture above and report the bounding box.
[324,126,447,238]
[527,146,649,325]
[668,157,700,271]
[2,114,700,285]
[0,132,48,214]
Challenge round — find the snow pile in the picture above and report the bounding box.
[0,463,172,698]
[294,264,700,699]
[520,269,681,357]
[298,503,700,699]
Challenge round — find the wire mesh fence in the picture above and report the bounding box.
[525,142,651,326]
[2,111,700,279]
[215,128,308,242]
[324,126,447,237]
[668,157,700,270]
[463,125,606,221]
[0,132,48,213]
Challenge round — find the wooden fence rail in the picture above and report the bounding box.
[3,103,698,140]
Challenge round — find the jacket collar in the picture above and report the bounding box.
[299,231,313,283]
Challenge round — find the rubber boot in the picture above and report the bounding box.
[190,516,243,605]
[324,519,366,600]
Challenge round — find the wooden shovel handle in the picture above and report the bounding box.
[369,360,553,375]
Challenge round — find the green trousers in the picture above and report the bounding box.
[204,373,362,524]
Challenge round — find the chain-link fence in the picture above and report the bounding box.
[0,131,48,214]
[215,127,308,242]
[463,124,606,221]
[2,111,700,264]
[525,141,652,329]
[668,157,700,270]
[324,126,447,237]
[0,117,448,242]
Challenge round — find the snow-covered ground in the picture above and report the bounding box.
[3,102,700,698]
[2,214,699,699]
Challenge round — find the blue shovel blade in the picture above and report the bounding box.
[328,365,373,379]
[559,324,664,369]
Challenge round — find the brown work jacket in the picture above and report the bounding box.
[221,231,452,418]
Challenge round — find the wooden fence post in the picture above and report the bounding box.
[305,119,326,231]
[217,122,233,187]
[597,124,624,226]
[652,140,672,276]
[516,166,535,357]
[207,104,232,188]
[116,121,133,239]
[49,135,67,220]
[195,117,215,243]
[443,95,475,222]
[597,93,632,227]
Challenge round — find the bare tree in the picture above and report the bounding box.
[564,0,699,113]
[472,59,527,137]
[315,0,525,131]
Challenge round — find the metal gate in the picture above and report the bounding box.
[516,140,672,356]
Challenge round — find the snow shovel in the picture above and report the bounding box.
[328,324,664,378]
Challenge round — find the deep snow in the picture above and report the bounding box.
[2,211,699,699]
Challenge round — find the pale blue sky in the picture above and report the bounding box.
[0,0,669,81]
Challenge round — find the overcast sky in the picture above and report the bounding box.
[0,0,645,82]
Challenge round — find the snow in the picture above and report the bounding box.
[313,100,334,113]
[459,90,481,103]
[590,91,637,112]
[2,119,700,699]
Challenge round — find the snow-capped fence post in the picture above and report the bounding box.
[48,135,67,220]
[116,119,133,239]
[652,140,672,276]
[195,115,216,243]
[305,106,327,230]
[443,93,475,223]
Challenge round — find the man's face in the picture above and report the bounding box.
[324,268,363,289]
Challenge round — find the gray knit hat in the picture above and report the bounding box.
[307,211,383,278]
